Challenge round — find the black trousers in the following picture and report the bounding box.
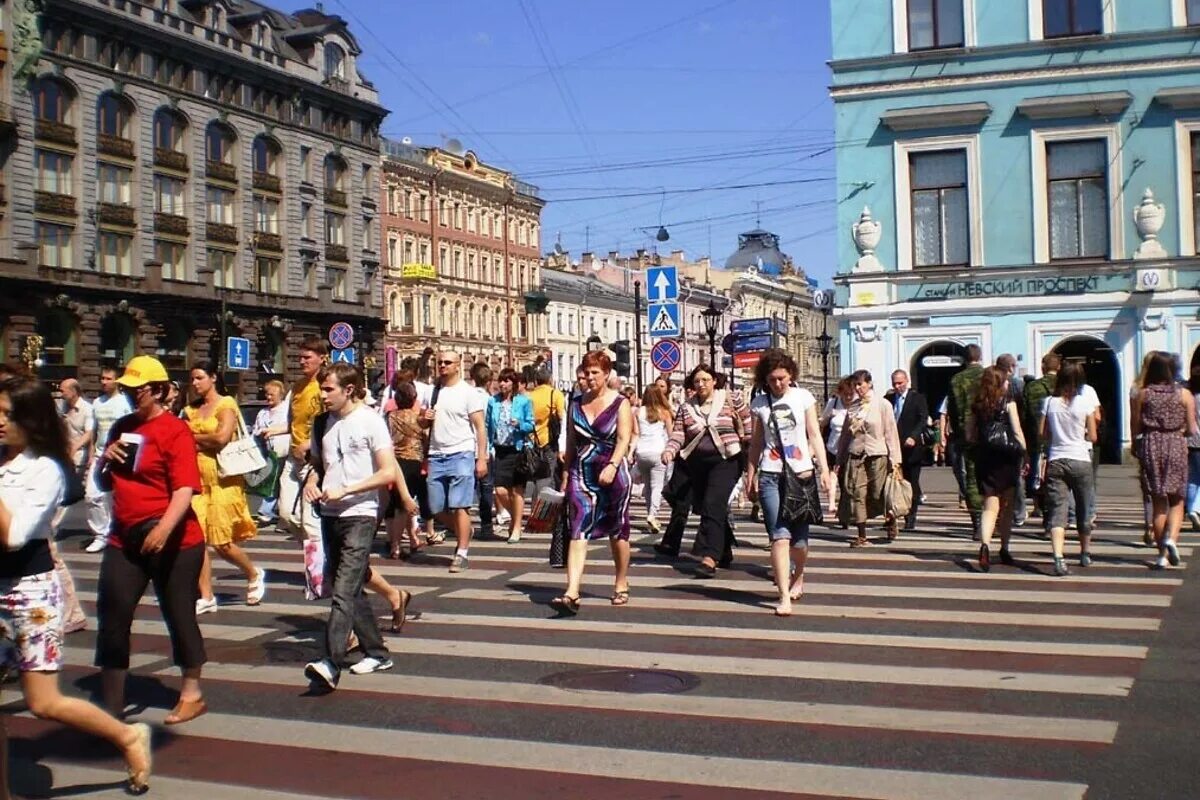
[683,453,741,562]
[660,460,737,563]
[901,457,922,524]
[95,542,206,670]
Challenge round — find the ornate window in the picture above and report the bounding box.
[33,77,73,123]
[154,108,187,152]
[97,93,133,138]
[324,42,346,80]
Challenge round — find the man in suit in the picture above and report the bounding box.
[888,370,929,531]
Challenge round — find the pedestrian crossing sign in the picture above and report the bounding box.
[647,302,681,338]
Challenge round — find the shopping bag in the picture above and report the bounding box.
[527,487,565,534]
[882,470,913,520]
[303,538,330,601]
[217,414,268,478]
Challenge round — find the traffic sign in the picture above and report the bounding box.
[647,302,681,338]
[331,348,356,365]
[733,351,763,369]
[650,339,682,373]
[730,318,772,336]
[226,336,250,371]
[328,321,354,350]
[812,289,835,310]
[721,333,736,356]
[732,334,772,353]
[645,265,679,303]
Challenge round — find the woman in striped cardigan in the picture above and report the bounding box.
[662,364,751,578]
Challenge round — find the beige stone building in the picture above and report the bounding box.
[380,140,545,370]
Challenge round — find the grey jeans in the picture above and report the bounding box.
[1043,458,1094,535]
[321,515,388,665]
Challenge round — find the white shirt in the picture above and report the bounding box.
[0,451,65,549]
[62,398,94,467]
[428,380,486,456]
[253,403,290,458]
[92,392,133,456]
[822,396,847,454]
[312,405,392,518]
[414,380,435,409]
[1043,392,1099,463]
[636,406,669,455]
[754,387,817,473]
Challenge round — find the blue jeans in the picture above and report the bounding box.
[758,472,811,547]
[321,515,388,667]
[1187,449,1200,515]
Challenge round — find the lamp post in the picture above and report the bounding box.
[701,299,721,369]
[817,308,832,404]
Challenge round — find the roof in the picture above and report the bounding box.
[179,0,365,63]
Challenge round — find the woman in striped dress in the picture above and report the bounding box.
[552,351,633,614]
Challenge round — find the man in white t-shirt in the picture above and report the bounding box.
[303,363,414,691]
[84,366,132,552]
[421,351,488,572]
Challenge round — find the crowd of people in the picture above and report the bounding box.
[1,336,1196,793]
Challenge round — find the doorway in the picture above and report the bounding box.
[910,340,968,417]
[1052,336,1121,464]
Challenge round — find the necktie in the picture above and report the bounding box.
[894,393,904,421]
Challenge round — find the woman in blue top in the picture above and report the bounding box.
[487,368,535,543]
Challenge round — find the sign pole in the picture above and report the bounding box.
[634,280,643,396]
[219,295,227,373]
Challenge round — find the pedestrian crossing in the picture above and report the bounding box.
[6,484,1192,800]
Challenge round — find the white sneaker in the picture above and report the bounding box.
[349,656,394,675]
[506,530,522,544]
[496,509,512,525]
[84,536,107,553]
[195,597,219,615]
[247,568,267,606]
[304,658,339,690]
[647,517,662,535]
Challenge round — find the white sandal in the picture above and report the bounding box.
[247,568,267,606]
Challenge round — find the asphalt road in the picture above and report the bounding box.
[5,465,1197,799]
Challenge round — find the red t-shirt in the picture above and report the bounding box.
[108,410,204,549]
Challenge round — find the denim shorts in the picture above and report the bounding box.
[426,451,476,515]
[758,472,810,547]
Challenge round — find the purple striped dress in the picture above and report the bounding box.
[567,395,631,541]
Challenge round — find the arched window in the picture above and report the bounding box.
[480,304,490,339]
[97,92,133,139]
[323,42,346,80]
[453,301,463,337]
[153,108,187,153]
[495,308,505,341]
[388,293,400,329]
[205,121,236,164]
[467,303,477,336]
[439,299,449,335]
[252,135,281,176]
[32,77,73,124]
[324,154,347,191]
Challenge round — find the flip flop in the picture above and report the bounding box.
[551,595,580,615]
[391,590,412,633]
[610,589,630,606]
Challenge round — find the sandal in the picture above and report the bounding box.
[610,589,630,606]
[551,595,581,615]
[391,590,412,633]
[125,722,152,795]
[426,531,446,546]
[164,697,207,726]
[849,537,871,548]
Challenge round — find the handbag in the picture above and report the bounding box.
[882,470,913,519]
[216,411,268,478]
[981,410,1023,456]
[767,401,823,526]
[519,433,549,480]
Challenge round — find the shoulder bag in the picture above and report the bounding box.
[767,400,823,527]
[216,409,268,479]
[981,407,1023,457]
[882,470,913,519]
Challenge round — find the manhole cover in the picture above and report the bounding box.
[540,668,700,694]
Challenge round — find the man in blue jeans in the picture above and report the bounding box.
[303,363,415,690]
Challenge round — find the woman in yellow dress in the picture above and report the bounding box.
[185,361,265,614]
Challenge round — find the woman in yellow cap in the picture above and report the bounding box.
[184,361,264,614]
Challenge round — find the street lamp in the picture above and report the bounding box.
[701,300,721,369]
[817,313,833,404]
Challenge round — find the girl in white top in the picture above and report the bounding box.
[1040,362,1100,575]
[746,350,833,617]
[819,377,855,515]
[631,385,673,532]
[0,377,151,793]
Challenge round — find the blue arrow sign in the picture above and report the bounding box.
[730,318,772,336]
[331,348,357,365]
[647,302,681,338]
[226,336,251,370]
[645,266,679,303]
[732,334,772,353]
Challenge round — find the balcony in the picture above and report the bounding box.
[253,171,281,193]
[207,222,238,244]
[154,148,188,172]
[325,188,347,207]
[325,243,348,263]
[154,212,188,235]
[322,75,351,94]
[254,231,282,252]
[206,160,237,183]
[0,102,14,138]
[35,119,77,146]
[98,203,136,227]
[97,134,135,159]
[34,191,76,216]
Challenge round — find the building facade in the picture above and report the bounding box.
[0,0,387,396]
[831,0,1200,461]
[380,139,545,372]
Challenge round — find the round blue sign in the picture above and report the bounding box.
[328,321,355,350]
[651,339,681,372]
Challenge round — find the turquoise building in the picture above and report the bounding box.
[830,0,1200,461]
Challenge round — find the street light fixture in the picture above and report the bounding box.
[701,299,721,369]
[817,319,833,403]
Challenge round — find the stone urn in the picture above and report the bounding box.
[1133,188,1167,260]
[851,206,883,271]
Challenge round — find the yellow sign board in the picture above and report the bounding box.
[401,263,437,280]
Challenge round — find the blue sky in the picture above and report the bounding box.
[280,0,837,284]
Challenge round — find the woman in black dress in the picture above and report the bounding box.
[969,366,1027,571]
